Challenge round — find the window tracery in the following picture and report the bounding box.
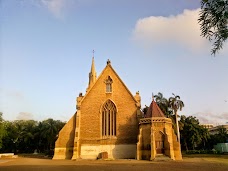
[102,100,116,137]
[105,76,113,93]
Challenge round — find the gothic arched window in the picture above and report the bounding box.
[102,100,117,137]
[105,76,113,93]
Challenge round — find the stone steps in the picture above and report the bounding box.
[153,154,172,161]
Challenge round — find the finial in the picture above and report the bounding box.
[107,59,111,65]
[152,93,154,101]
[92,50,95,58]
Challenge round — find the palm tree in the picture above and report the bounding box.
[169,93,184,144]
[41,119,58,151]
[22,120,38,153]
[199,126,210,149]
[41,118,67,155]
[154,92,172,117]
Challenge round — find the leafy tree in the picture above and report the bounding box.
[40,119,65,153]
[142,105,149,117]
[1,120,36,153]
[198,125,210,149]
[180,116,209,151]
[216,126,228,142]
[0,112,7,149]
[169,94,184,144]
[1,118,65,154]
[20,120,38,153]
[199,0,228,55]
[1,121,20,153]
[34,121,46,153]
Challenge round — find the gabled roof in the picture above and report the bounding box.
[145,100,165,118]
[80,60,138,104]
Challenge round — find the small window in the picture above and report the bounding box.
[106,83,112,92]
[105,76,113,93]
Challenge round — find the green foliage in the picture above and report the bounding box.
[0,112,7,149]
[150,93,184,119]
[209,127,228,145]
[145,92,228,152]
[185,149,218,154]
[154,92,173,118]
[169,93,184,143]
[0,118,65,155]
[142,105,149,116]
[216,127,228,142]
[199,0,228,55]
[152,92,184,130]
[169,93,185,113]
[40,119,65,151]
[180,116,210,151]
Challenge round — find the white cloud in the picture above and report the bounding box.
[132,8,211,53]
[16,112,34,120]
[6,91,24,100]
[192,112,228,126]
[40,0,68,19]
[0,88,24,101]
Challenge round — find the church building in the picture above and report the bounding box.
[53,57,182,160]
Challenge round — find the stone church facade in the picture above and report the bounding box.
[53,58,182,160]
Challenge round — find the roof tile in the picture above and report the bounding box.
[145,100,165,118]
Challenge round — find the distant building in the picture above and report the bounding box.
[201,124,214,129]
[209,125,228,135]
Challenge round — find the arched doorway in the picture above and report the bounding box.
[155,131,165,154]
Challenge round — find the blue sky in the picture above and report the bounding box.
[0,0,227,125]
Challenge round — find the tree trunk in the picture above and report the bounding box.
[184,140,188,152]
[175,111,180,144]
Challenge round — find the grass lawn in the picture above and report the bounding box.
[0,154,227,171]
[183,153,228,165]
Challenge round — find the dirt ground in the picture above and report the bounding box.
[0,155,228,171]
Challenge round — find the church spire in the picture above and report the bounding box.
[88,51,97,90]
